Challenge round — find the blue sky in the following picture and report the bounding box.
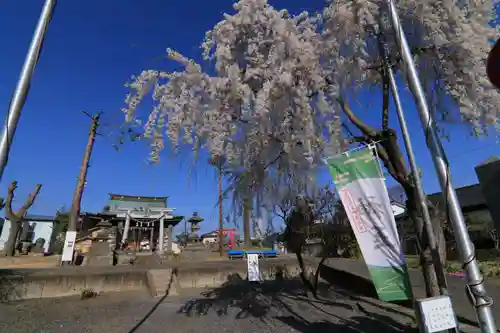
[0,0,498,235]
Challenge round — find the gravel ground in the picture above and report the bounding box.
[0,281,479,333]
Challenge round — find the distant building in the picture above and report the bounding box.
[200,231,218,245]
[475,156,500,232]
[105,193,169,214]
[101,193,183,254]
[0,215,56,253]
[398,182,496,252]
[428,184,493,240]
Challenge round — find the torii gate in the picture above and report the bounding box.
[117,207,174,254]
[216,228,238,249]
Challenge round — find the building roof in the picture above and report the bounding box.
[427,184,486,211]
[108,193,169,202]
[24,215,56,222]
[81,212,117,218]
[476,155,500,166]
[201,231,218,238]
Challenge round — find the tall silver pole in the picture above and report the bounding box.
[0,0,57,182]
[385,1,496,332]
[385,62,458,333]
[382,43,450,295]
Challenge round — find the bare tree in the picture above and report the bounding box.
[270,185,296,224]
[3,181,42,257]
[69,112,102,233]
[388,184,407,205]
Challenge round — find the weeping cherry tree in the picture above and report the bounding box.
[123,0,500,297]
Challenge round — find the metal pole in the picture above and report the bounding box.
[0,0,57,182]
[385,59,458,333]
[382,42,450,295]
[385,1,496,332]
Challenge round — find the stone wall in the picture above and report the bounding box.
[0,257,314,302]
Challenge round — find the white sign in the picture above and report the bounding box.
[247,254,260,281]
[61,231,77,263]
[416,296,458,333]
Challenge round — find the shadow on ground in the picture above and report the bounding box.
[128,262,418,332]
[276,313,412,333]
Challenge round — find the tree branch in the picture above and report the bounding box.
[5,181,42,222]
[381,70,390,131]
[337,96,380,139]
[17,184,42,218]
[5,181,17,222]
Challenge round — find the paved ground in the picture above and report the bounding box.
[0,282,420,333]
[0,277,484,333]
[0,258,493,333]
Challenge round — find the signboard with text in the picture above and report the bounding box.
[61,231,77,263]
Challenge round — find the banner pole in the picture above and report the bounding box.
[385,0,496,331]
[380,31,450,297]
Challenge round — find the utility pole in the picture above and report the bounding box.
[385,1,496,332]
[0,0,56,182]
[68,111,102,233]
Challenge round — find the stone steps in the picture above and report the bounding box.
[146,268,179,298]
[134,253,162,266]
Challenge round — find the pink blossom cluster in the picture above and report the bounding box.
[448,272,466,278]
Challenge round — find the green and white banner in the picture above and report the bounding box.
[326,147,412,302]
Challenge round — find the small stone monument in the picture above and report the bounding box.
[32,238,46,253]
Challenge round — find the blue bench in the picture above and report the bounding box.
[227,250,244,259]
[227,249,278,259]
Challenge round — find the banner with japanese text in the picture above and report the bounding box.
[326,148,412,302]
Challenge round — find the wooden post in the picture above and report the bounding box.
[150,223,155,251]
[159,216,165,254]
[167,225,173,253]
[121,211,131,246]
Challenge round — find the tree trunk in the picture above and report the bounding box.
[296,251,316,298]
[218,166,224,256]
[20,221,30,241]
[5,221,21,257]
[3,181,42,257]
[405,185,447,297]
[243,199,251,248]
[69,112,101,232]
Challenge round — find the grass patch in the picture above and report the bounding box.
[405,255,500,278]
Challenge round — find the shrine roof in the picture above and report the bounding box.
[108,193,169,202]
